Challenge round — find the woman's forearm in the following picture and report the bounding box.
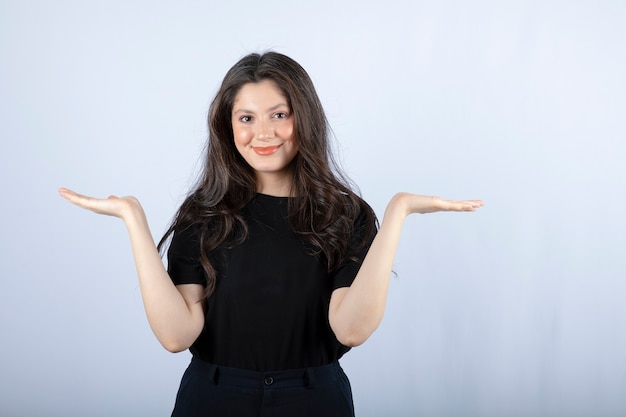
[329,194,408,347]
[59,188,204,352]
[123,206,204,352]
[330,193,483,347]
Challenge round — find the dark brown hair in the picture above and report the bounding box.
[158,51,376,297]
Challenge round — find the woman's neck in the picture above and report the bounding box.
[255,173,294,197]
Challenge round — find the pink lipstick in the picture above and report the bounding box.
[253,145,281,156]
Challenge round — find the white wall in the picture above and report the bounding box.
[1,1,624,416]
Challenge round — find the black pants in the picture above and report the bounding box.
[171,357,355,417]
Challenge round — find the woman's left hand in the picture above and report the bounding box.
[329,192,484,346]
[389,192,484,217]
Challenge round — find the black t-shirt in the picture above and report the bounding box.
[167,193,375,372]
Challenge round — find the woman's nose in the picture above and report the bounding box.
[255,119,274,141]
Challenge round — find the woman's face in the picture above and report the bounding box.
[231,80,298,194]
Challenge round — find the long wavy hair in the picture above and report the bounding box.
[158,51,377,298]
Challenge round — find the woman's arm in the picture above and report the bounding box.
[58,188,204,352]
[328,193,483,347]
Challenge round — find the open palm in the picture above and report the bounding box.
[391,192,484,216]
[58,188,142,221]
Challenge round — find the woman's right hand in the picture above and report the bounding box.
[58,187,144,222]
[59,187,205,351]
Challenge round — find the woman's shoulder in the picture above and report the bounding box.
[168,222,202,255]
[346,193,376,225]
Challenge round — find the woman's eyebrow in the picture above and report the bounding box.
[233,103,289,114]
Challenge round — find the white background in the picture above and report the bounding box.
[1,1,625,416]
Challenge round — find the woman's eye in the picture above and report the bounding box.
[240,115,252,123]
[273,112,288,119]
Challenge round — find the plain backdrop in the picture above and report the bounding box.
[1,1,625,416]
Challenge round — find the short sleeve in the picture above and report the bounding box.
[167,224,207,286]
[331,204,377,290]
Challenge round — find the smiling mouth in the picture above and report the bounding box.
[253,145,281,156]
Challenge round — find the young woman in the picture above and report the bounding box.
[59,52,483,416]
